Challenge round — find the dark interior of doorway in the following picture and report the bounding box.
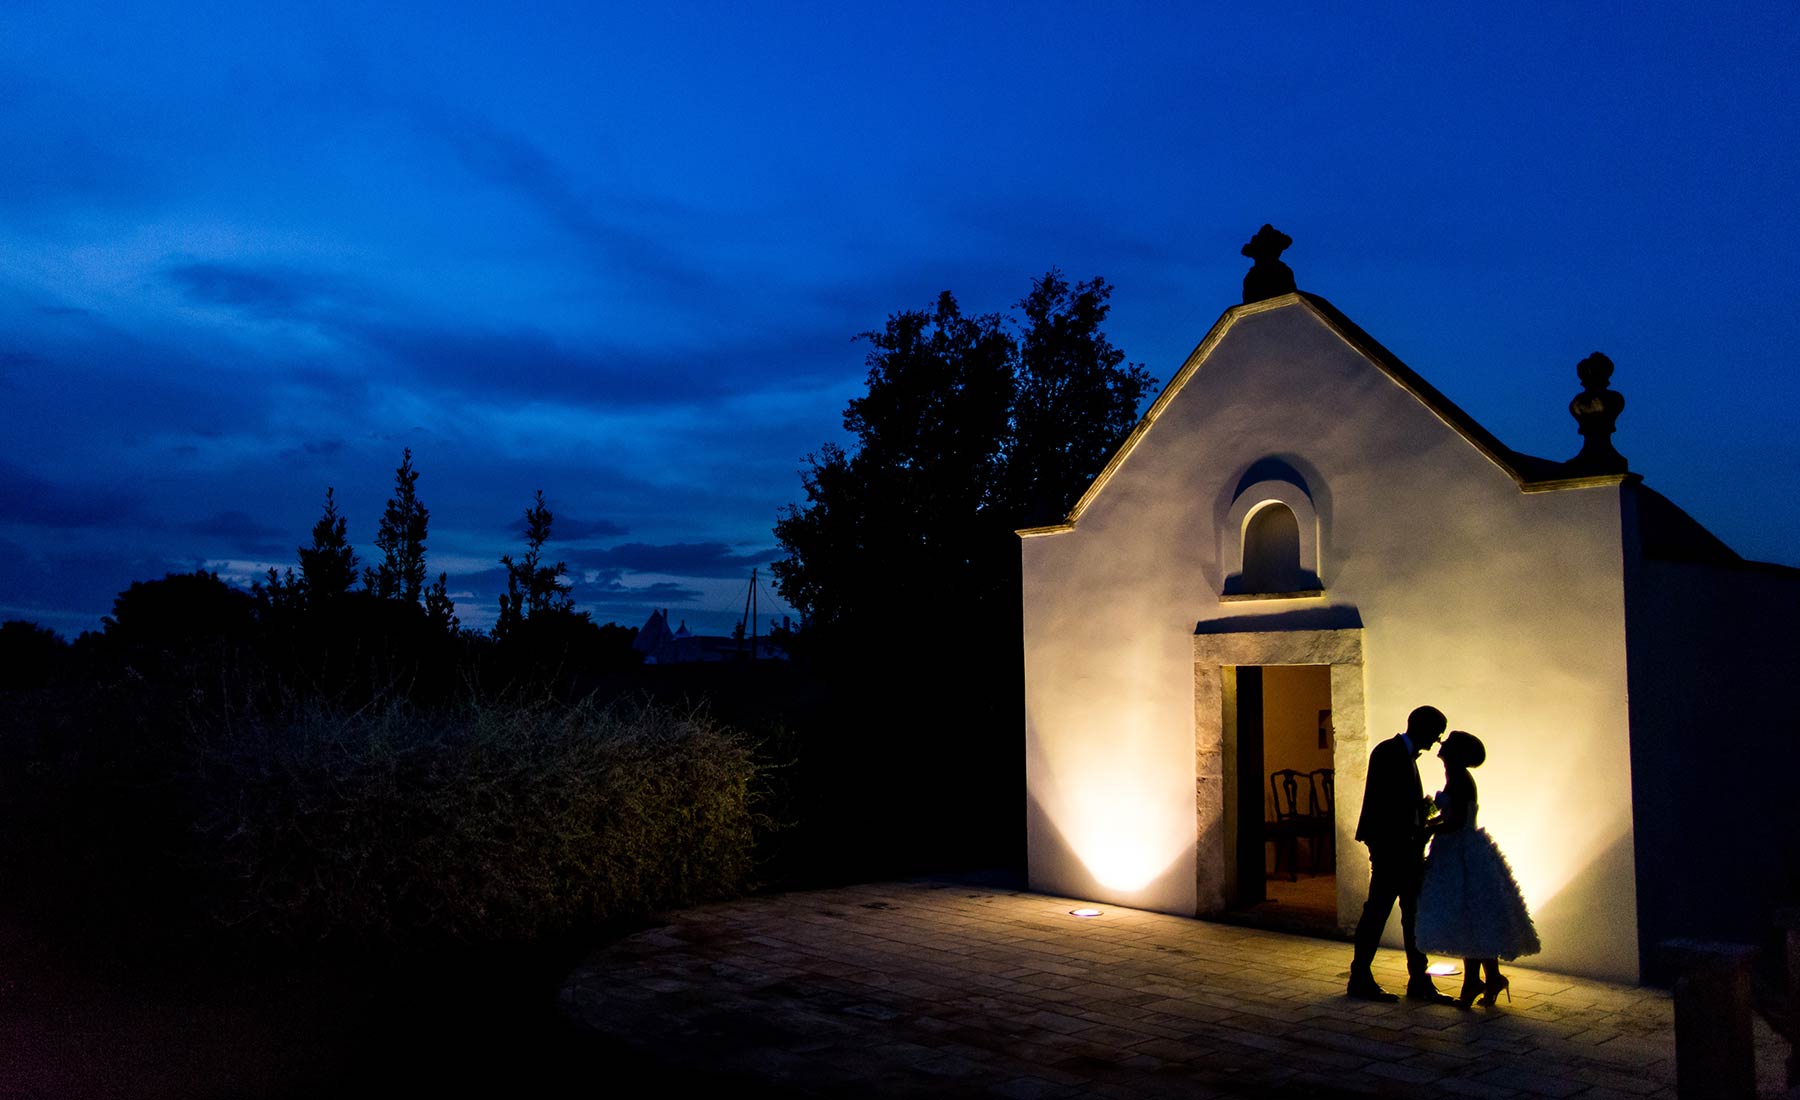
[1224,664,1342,939]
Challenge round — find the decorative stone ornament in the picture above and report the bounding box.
[1241,224,1296,303]
[1566,351,1628,474]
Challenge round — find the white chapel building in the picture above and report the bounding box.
[1019,227,1800,982]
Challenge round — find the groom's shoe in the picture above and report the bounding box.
[1346,972,1398,1003]
[1406,978,1456,1005]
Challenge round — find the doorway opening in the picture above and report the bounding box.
[1223,663,1338,934]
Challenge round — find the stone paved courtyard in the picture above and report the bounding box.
[560,878,1795,1098]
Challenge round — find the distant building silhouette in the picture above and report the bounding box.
[630,608,788,664]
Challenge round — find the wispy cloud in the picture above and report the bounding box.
[277,437,348,461]
[0,462,141,530]
[502,511,628,543]
[578,541,774,578]
[0,72,161,213]
[545,516,630,541]
[0,536,180,629]
[157,257,852,411]
[573,574,703,610]
[165,261,343,320]
[182,510,293,557]
[425,111,720,296]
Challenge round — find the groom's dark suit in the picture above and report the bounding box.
[1351,733,1431,981]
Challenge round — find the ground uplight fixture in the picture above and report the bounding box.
[1069,908,1103,918]
[1425,962,1460,977]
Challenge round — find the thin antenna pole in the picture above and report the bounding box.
[739,569,753,659]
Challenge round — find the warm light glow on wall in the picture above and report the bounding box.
[1490,724,1635,915]
[1420,711,1638,977]
[1054,762,1182,894]
[1031,698,1194,900]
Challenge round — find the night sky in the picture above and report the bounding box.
[4,3,1797,638]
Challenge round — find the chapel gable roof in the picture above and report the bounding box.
[1020,290,1628,538]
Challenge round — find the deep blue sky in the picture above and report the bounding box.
[3,3,1797,637]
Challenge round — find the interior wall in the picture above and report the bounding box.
[1260,664,1333,818]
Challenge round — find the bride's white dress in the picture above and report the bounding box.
[1416,796,1541,961]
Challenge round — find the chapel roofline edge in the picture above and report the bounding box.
[1016,292,1632,539]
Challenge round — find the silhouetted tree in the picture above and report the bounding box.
[770,271,1153,872]
[364,448,431,604]
[253,565,303,614]
[102,571,258,655]
[495,490,573,639]
[773,274,1151,645]
[593,621,640,665]
[773,291,1014,643]
[0,620,69,690]
[297,488,358,607]
[1005,271,1155,525]
[425,572,459,635]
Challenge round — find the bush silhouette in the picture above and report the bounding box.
[0,619,68,690]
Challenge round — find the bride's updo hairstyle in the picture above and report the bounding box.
[1441,730,1487,768]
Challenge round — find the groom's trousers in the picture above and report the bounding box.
[1351,841,1429,979]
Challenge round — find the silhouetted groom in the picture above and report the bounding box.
[1346,705,1454,1004]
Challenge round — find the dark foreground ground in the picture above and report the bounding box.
[0,907,656,1099]
[4,881,1793,1100]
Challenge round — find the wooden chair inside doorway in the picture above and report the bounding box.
[1308,767,1335,872]
[1268,769,1311,881]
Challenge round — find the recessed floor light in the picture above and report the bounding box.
[1425,962,1460,976]
[1069,908,1103,918]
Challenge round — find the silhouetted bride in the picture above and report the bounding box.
[1416,731,1540,1006]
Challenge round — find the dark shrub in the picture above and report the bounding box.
[104,571,258,656]
[486,607,642,699]
[0,671,217,945]
[0,620,68,690]
[194,696,762,945]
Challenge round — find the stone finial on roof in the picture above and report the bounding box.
[1241,224,1296,303]
[1565,351,1628,475]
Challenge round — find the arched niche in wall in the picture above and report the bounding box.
[1219,478,1323,600]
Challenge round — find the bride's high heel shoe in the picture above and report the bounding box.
[1478,974,1510,1006]
[1457,975,1485,1008]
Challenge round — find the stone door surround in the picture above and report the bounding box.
[1194,627,1366,928]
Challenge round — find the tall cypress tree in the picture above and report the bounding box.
[365,448,430,604]
[297,487,358,607]
[424,571,459,634]
[495,490,572,638]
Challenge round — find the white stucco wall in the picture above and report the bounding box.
[1022,296,1640,981]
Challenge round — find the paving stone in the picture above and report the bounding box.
[1469,1065,1589,1097]
[1017,1009,1092,1035]
[557,879,1759,1100]
[1070,1022,1160,1048]
[1290,1024,1421,1062]
[912,1051,987,1078]
[1590,1033,1673,1063]
[1567,1065,1667,1094]
[1127,1036,1206,1064]
[987,1075,1078,1100]
[1429,1077,1524,1100]
[1270,1043,1376,1071]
